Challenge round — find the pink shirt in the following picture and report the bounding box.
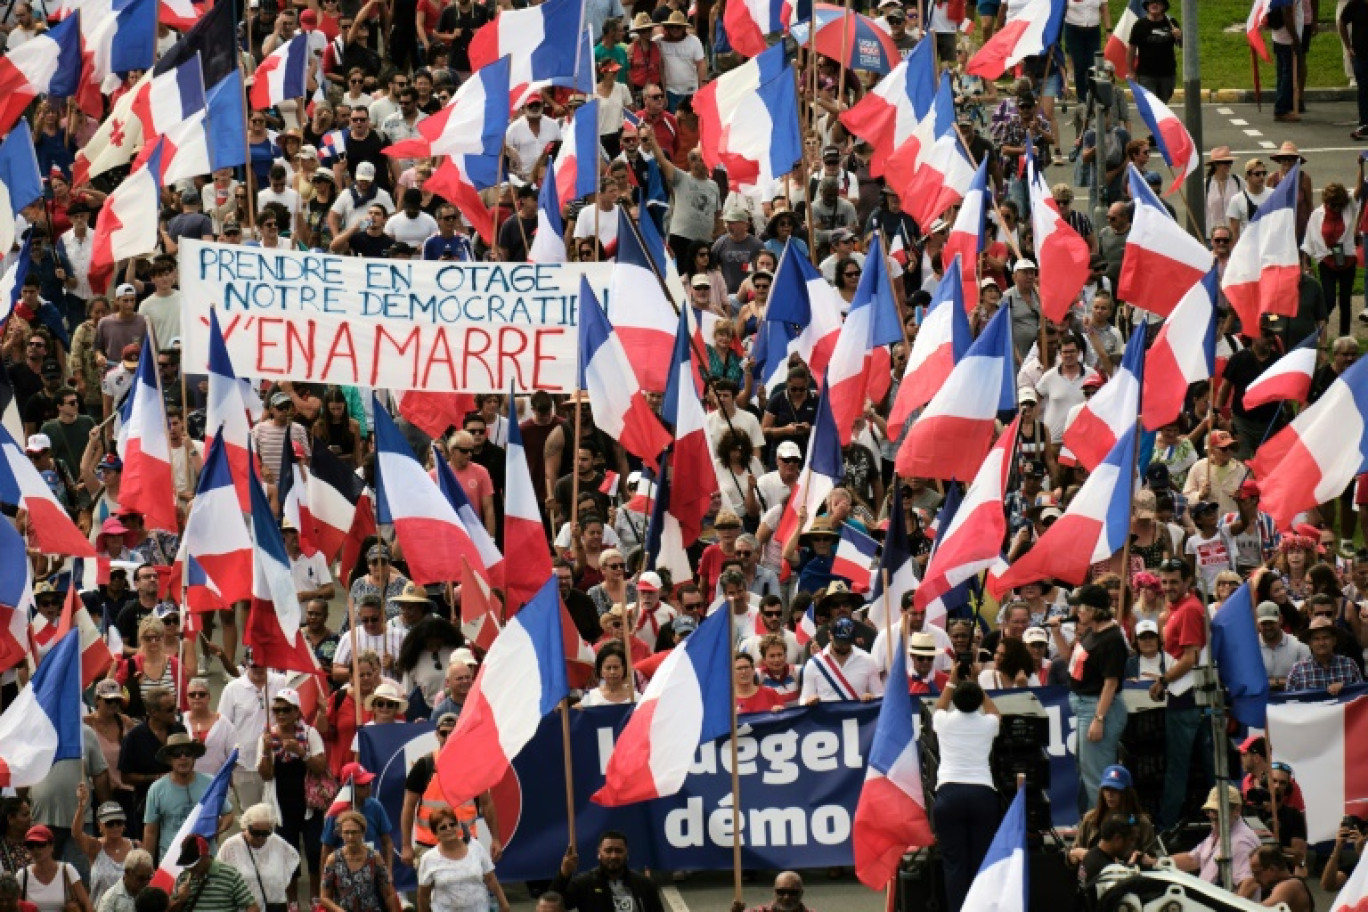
[452,461,494,504]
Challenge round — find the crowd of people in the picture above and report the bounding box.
[2,0,1368,910]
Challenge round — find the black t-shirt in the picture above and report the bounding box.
[1344,0,1368,58]
[115,599,156,648]
[119,720,188,810]
[22,389,59,429]
[350,230,392,258]
[405,753,436,795]
[343,131,392,192]
[1223,346,1282,423]
[764,392,818,463]
[1070,624,1128,696]
[497,214,538,262]
[436,2,492,70]
[1129,17,1179,79]
[1080,845,1125,886]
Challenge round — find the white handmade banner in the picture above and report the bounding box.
[179,240,619,393]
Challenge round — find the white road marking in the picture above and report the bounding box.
[1260,141,1277,149]
[1229,118,1248,125]
[662,885,691,912]
[1230,146,1365,154]
[1243,129,1263,136]
[1218,107,1235,115]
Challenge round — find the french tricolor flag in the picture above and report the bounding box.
[0,14,83,136]
[0,520,33,673]
[307,443,372,568]
[249,33,309,109]
[943,159,989,314]
[385,56,509,161]
[724,0,792,56]
[644,459,692,584]
[1244,331,1319,411]
[990,425,1138,598]
[915,420,1014,621]
[90,138,166,296]
[180,433,252,605]
[866,483,920,630]
[78,0,157,98]
[503,387,552,615]
[432,444,504,590]
[696,42,802,192]
[796,603,818,646]
[888,74,976,229]
[1249,351,1368,528]
[1143,269,1217,431]
[755,242,843,392]
[459,556,500,652]
[966,0,1051,79]
[55,579,116,687]
[244,456,317,674]
[1029,158,1091,323]
[0,425,94,558]
[437,574,567,806]
[833,523,879,593]
[158,0,202,30]
[0,631,82,788]
[0,120,43,265]
[827,235,904,444]
[467,0,583,99]
[593,603,733,806]
[852,641,934,889]
[128,56,210,184]
[320,129,346,161]
[1222,161,1303,329]
[1267,689,1368,845]
[889,257,971,428]
[150,751,237,892]
[555,98,602,203]
[663,308,720,546]
[1064,327,1145,472]
[610,211,677,393]
[578,277,673,470]
[959,787,1027,912]
[1129,79,1198,196]
[1247,0,1294,62]
[1118,165,1213,319]
[1105,0,1147,75]
[373,398,484,587]
[896,301,1015,483]
[839,39,935,177]
[116,332,177,532]
[775,383,845,544]
[528,157,567,263]
[203,309,252,511]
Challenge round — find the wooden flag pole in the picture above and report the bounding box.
[726,634,743,905]
[560,699,578,851]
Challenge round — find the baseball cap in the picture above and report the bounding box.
[121,344,140,367]
[1239,734,1267,756]
[96,802,126,824]
[355,161,377,180]
[115,283,137,298]
[723,207,750,223]
[1134,619,1159,637]
[776,441,803,461]
[1237,478,1260,499]
[176,835,210,865]
[1082,374,1105,391]
[1099,765,1132,791]
[821,144,841,161]
[436,712,459,729]
[24,826,53,845]
[338,761,376,785]
[1013,258,1038,273]
[636,571,662,592]
[1022,627,1049,645]
[97,453,123,472]
[1256,601,1281,623]
[832,617,856,641]
[690,273,711,288]
[24,433,50,453]
[274,687,302,709]
[1209,429,1237,450]
[672,615,698,635]
[270,392,292,408]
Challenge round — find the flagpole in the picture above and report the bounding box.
[1116,416,1141,607]
[881,567,894,677]
[1163,163,1203,237]
[836,0,852,104]
[569,390,584,563]
[726,626,743,906]
[239,6,258,233]
[791,63,818,264]
[347,587,362,731]
[620,592,636,702]
[559,698,577,852]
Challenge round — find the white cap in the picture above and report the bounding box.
[274,687,302,708]
[24,433,50,453]
[115,283,137,298]
[776,441,803,460]
[1013,258,1038,273]
[355,161,377,180]
[1135,619,1160,637]
[637,571,662,592]
[452,647,478,667]
[1022,627,1049,645]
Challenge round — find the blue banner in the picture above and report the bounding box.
[360,688,1097,883]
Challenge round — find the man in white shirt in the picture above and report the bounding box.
[573,180,622,253]
[630,572,676,652]
[332,595,405,682]
[800,618,884,703]
[283,521,335,604]
[871,591,953,678]
[6,3,41,50]
[60,201,95,303]
[739,595,802,664]
[705,379,763,458]
[658,11,706,108]
[216,652,290,811]
[257,165,303,239]
[384,188,439,247]
[1035,332,1096,442]
[1225,159,1272,243]
[505,97,562,181]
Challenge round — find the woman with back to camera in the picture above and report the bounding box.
[931,665,1002,912]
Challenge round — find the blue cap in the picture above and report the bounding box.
[832,617,856,641]
[1100,765,1131,791]
[672,615,698,635]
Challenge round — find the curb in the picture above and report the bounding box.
[1164,87,1358,103]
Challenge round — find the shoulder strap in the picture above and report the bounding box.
[246,844,271,906]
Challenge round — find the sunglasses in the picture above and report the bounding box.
[452,446,474,454]
[761,610,781,618]
[248,828,273,838]
[187,692,209,699]
[24,842,49,850]
[604,563,625,570]
[371,700,399,709]
[272,705,296,714]
[165,749,194,759]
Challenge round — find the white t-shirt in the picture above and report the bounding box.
[139,292,182,348]
[258,186,303,231]
[1035,366,1095,441]
[331,188,396,233]
[291,550,333,596]
[573,204,619,249]
[505,117,562,180]
[706,408,764,453]
[1064,0,1105,27]
[658,33,706,95]
[1226,186,1272,236]
[417,841,495,912]
[932,708,1000,790]
[385,211,439,246]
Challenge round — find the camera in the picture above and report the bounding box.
[955,652,973,680]
[1344,815,1367,833]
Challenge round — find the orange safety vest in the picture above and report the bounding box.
[412,749,479,847]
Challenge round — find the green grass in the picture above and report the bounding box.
[1106,0,1349,90]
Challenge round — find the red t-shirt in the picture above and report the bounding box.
[738,688,784,713]
[1164,593,1207,660]
[696,543,734,593]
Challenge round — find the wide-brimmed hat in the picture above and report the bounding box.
[630,12,654,31]
[800,517,841,544]
[1270,140,1306,162]
[665,10,688,25]
[156,733,207,764]
[365,679,406,710]
[1202,785,1242,812]
[392,581,431,606]
[1208,145,1235,164]
[1132,489,1158,520]
[908,632,939,656]
[818,579,863,609]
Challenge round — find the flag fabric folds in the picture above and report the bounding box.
[0,631,83,787]
[695,43,802,192]
[115,331,177,531]
[1209,582,1269,728]
[1243,331,1319,410]
[1142,270,1217,431]
[958,786,1028,912]
[1221,161,1302,328]
[1118,165,1213,319]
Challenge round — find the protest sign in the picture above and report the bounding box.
[179,240,618,393]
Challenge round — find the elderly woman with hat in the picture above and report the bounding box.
[70,785,137,909]
[259,687,327,894]
[782,512,844,596]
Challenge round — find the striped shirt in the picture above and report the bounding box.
[174,862,255,912]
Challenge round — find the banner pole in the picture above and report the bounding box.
[560,698,577,852]
[727,628,743,905]
[882,567,894,675]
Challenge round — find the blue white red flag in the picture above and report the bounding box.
[150,749,237,891]
[1244,331,1319,410]
[695,43,802,191]
[833,523,879,593]
[0,631,82,787]
[502,386,551,614]
[1222,161,1302,328]
[1064,326,1145,472]
[1119,165,1213,318]
[1143,270,1217,431]
[250,33,309,109]
[116,330,177,532]
[959,786,1027,912]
